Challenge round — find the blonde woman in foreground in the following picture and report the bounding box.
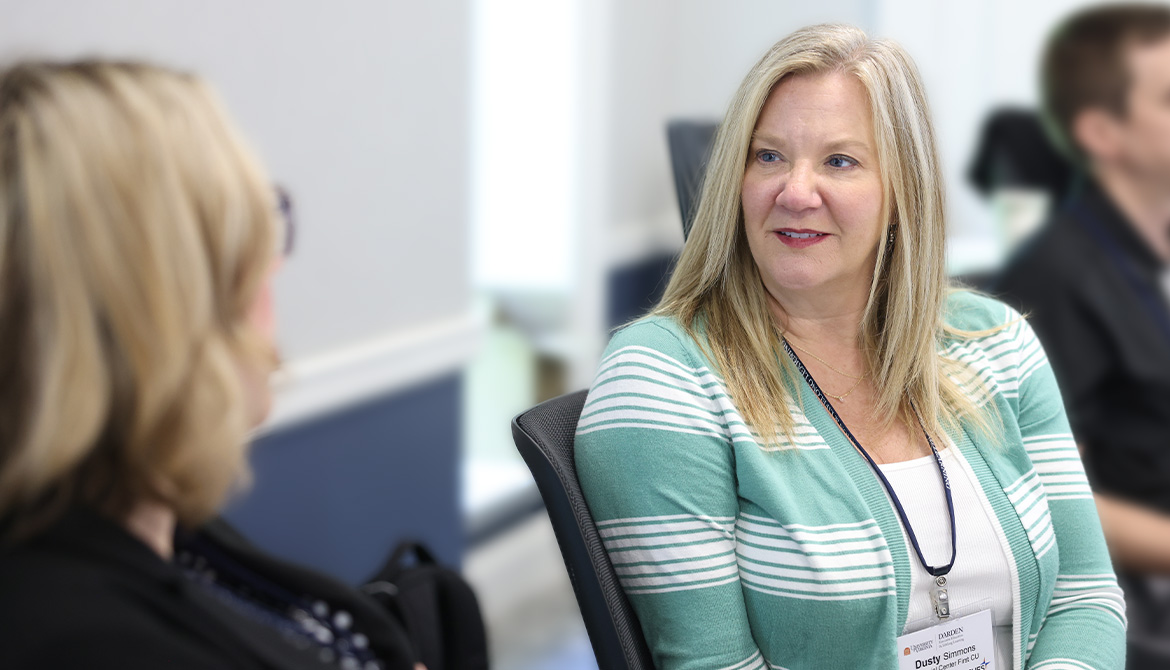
[576,25,1125,669]
[0,61,420,670]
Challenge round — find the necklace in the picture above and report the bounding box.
[783,338,865,380]
[782,337,867,401]
[824,375,865,402]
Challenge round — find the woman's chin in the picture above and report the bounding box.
[765,275,832,298]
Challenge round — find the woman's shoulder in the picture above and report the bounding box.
[606,313,706,363]
[942,288,1023,333]
[0,541,211,667]
[940,289,1044,387]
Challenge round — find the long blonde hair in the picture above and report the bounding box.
[656,25,993,444]
[0,61,278,535]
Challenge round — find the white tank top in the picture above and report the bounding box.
[878,445,1014,670]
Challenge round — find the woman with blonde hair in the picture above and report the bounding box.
[0,61,417,670]
[576,25,1125,669]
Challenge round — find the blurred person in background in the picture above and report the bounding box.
[0,61,419,670]
[995,3,1170,654]
[576,24,1123,670]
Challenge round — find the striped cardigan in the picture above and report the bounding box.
[575,291,1125,670]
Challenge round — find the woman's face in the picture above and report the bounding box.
[242,257,281,428]
[741,71,884,310]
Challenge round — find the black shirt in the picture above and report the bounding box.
[0,509,417,670]
[995,177,1170,513]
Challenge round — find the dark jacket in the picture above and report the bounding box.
[995,177,1170,513]
[0,508,417,670]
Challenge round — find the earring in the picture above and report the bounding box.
[887,226,897,246]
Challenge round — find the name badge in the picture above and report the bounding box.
[896,609,995,670]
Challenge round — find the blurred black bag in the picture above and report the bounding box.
[362,542,489,670]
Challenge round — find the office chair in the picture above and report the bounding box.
[666,119,718,241]
[511,391,655,670]
[967,107,1073,203]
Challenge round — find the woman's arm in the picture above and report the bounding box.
[575,320,767,670]
[1012,318,1126,669]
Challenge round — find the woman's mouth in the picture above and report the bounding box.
[774,230,828,248]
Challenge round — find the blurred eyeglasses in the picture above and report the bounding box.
[275,185,296,258]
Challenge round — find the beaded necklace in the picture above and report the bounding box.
[176,536,383,670]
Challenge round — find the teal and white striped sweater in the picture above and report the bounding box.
[575,291,1125,670]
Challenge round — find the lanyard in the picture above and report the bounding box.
[782,340,958,618]
[1070,204,1170,344]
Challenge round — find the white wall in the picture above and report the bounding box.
[0,0,476,427]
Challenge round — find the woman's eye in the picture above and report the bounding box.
[827,155,857,168]
[757,150,782,163]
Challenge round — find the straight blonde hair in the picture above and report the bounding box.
[0,61,278,536]
[656,25,996,445]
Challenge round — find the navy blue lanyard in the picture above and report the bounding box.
[1071,205,1170,343]
[782,341,957,579]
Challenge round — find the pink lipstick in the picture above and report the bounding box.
[773,229,828,249]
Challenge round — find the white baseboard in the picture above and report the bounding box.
[258,311,484,435]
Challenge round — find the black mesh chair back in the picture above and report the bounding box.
[967,107,1073,202]
[666,119,718,240]
[511,391,655,670]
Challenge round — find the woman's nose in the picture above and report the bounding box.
[775,165,822,212]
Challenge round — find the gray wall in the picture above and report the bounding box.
[2,0,472,361]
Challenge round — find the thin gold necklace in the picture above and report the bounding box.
[784,338,866,380]
[783,337,868,401]
[825,375,866,402]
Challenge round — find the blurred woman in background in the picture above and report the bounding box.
[575,24,1125,669]
[0,60,417,670]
